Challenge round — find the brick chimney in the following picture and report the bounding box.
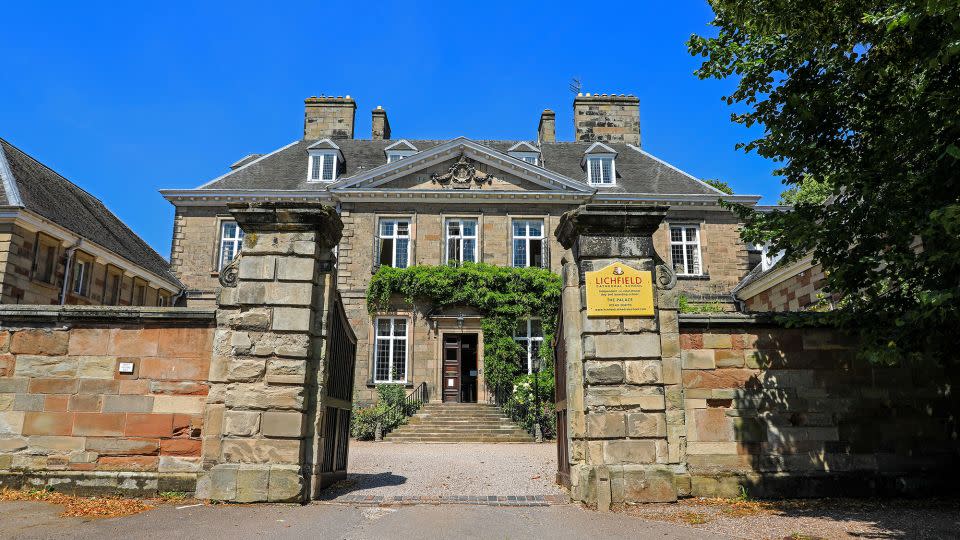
[573,93,640,146]
[303,95,356,139]
[371,106,391,140]
[538,109,556,143]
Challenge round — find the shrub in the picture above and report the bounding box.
[503,371,557,439]
[350,384,415,440]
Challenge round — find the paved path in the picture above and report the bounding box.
[319,441,568,502]
[0,500,728,540]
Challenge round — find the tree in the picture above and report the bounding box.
[778,177,832,206]
[689,1,960,367]
[703,178,734,195]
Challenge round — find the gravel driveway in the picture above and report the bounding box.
[319,441,568,500]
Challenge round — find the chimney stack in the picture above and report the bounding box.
[371,106,391,140]
[303,95,356,140]
[537,109,556,144]
[573,93,640,146]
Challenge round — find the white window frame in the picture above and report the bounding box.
[374,317,408,383]
[514,318,544,374]
[71,258,90,296]
[512,219,545,268]
[218,220,245,271]
[669,224,704,276]
[378,218,411,269]
[586,155,616,185]
[387,151,415,164]
[307,151,338,182]
[509,151,540,166]
[445,218,478,265]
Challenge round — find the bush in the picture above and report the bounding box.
[503,371,557,439]
[350,384,415,440]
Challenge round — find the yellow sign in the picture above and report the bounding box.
[585,263,655,317]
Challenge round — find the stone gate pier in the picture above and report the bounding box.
[556,205,686,508]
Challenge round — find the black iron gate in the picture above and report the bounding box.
[553,305,570,487]
[318,294,357,489]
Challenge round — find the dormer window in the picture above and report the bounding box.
[583,142,617,186]
[306,139,343,183]
[309,153,337,181]
[508,142,541,167]
[384,139,418,165]
[587,156,614,185]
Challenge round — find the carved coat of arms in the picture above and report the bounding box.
[431,155,495,189]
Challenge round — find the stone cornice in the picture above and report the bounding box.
[227,202,343,247]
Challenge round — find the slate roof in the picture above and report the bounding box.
[0,137,181,286]
[199,138,726,197]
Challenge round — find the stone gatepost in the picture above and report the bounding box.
[555,204,686,509]
[200,202,342,503]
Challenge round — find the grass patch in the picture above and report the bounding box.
[157,491,187,502]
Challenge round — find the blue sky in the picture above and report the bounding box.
[0,1,782,257]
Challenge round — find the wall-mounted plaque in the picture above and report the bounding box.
[585,262,654,317]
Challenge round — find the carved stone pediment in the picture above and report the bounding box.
[431,154,495,189]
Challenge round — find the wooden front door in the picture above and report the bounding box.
[442,335,462,402]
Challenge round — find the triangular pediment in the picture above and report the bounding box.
[330,137,591,193]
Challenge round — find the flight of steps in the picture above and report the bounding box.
[384,403,535,443]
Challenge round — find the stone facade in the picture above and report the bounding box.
[573,94,641,146]
[556,205,685,508]
[304,96,356,140]
[678,318,958,498]
[0,222,175,307]
[0,306,214,496]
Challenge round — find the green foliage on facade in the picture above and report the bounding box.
[366,263,563,394]
[689,1,960,366]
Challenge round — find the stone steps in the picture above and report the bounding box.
[384,403,534,443]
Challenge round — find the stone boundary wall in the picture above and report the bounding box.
[0,305,216,496]
[679,314,959,498]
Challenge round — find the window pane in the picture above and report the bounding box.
[322,155,334,180]
[223,222,237,239]
[311,155,322,180]
[528,221,543,237]
[448,238,460,263]
[513,221,526,237]
[221,243,236,267]
[685,227,698,242]
[392,339,407,380]
[513,239,526,267]
[463,239,475,263]
[514,320,527,337]
[395,239,409,268]
[686,245,701,274]
[601,158,612,183]
[393,318,406,336]
[377,319,391,336]
[671,245,685,273]
[379,238,393,266]
[447,221,460,237]
[530,319,543,337]
[670,227,683,242]
[396,221,409,236]
[590,159,602,182]
[462,220,476,236]
[380,221,394,236]
[529,239,543,267]
[375,339,390,380]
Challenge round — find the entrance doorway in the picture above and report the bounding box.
[442,333,478,403]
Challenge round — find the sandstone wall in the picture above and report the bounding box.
[742,263,829,312]
[679,317,959,498]
[0,306,215,496]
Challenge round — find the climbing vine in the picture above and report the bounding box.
[366,263,562,394]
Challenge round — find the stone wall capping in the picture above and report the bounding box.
[678,312,833,327]
[0,305,216,325]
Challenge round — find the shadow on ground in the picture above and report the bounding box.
[315,472,408,500]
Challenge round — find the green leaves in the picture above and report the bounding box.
[693,0,960,367]
[366,263,562,393]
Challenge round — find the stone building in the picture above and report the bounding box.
[0,137,181,306]
[162,93,761,403]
